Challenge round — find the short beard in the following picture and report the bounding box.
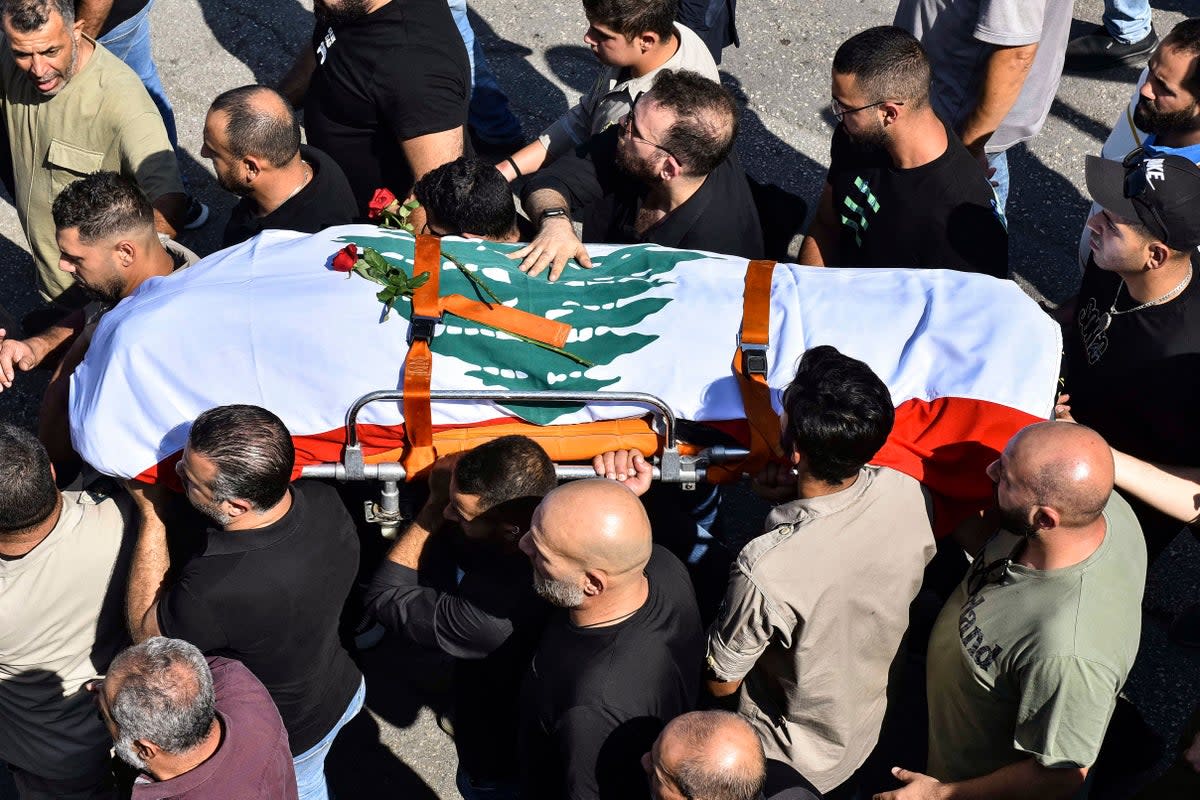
[192,498,232,528]
[615,145,663,184]
[533,572,585,608]
[76,274,125,305]
[115,735,148,772]
[315,0,373,28]
[845,121,889,156]
[1133,96,1200,136]
[996,504,1038,539]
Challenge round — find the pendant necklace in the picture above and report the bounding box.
[1102,266,1193,331]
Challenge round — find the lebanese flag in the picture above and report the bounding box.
[70,226,1058,532]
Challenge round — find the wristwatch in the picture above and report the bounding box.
[538,207,570,226]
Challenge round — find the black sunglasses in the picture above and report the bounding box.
[965,536,1028,596]
[1120,146,1172,244]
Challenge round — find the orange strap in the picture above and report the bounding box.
[440,294,570,347]
[710,259,783,482]
[401,235,444,476]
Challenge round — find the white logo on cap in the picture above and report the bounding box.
[1145,158,1166,188]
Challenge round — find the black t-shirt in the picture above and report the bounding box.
[520,545,703,800]
[366,549,550,781]
[524,125,764,260]
[1063,255,1200,466]
[825,122,1008,276]
[304,0,470,212]
[158,480,363,755]
[223,145,359,248]
[87,0,147,37]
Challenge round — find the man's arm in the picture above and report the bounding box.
[152,194,186,239]
[797,181,837,267]
[872,760,1086,800]
[400,127,465,232]
[278,44,317,108]
[1113,450,1200,524]
[507,186,593,280]
[75,0,114,39]
[496,140,549,182]
[703,563,774,702]
[125,480,173,642]
[958,43,1039,168]
[0,309,84,390]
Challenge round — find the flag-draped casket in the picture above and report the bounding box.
[70,225,1060,530]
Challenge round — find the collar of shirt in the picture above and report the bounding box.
[762,466,878,531]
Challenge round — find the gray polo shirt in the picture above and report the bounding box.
[894,0,1073,152]
[706,466,936,792]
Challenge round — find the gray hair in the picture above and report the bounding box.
[108,637,216,755]
[669,711,766,800]
[1,0,74,31]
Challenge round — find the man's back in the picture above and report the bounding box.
[824,122,1007,274]
[0,489,133,782]
[158,480,362,756]
[926,491,1146,782]
[706,466,936,793]
[131,657,299,799]
[303,0,470,210]
[521,545,704,800]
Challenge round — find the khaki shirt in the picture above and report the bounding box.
[537,22,719,160]
[0,37,183,301]
[0,489,134,779]
[706,466,936,792]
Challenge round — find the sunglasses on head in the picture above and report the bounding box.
[1120,147,1172,244]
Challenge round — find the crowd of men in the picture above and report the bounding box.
[0,0,1199,798]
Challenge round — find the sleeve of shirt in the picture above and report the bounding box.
[157,581,230,653]
[365,560,514,658]
[378,47,468,141]
[935,197,1009,278]
[117,113,184,201]
[975,0,1046,46]
[705,562,779,682]
[522,145,607,214]
[537,69,615,160]
[1013,655,1123,769]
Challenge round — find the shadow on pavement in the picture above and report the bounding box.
[468,8,570,136]
[195,0,312,86]
[545,44,598,97]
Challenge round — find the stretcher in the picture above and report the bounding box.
[69,226,1062,536]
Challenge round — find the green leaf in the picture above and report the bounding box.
[363,248,390,271]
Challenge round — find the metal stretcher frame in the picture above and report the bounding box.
[299,389,750,536]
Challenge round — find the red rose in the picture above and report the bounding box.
[332,243,359,272]
[367,188,397,220]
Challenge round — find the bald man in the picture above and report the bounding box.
[876,422,1147,800]
[518,479,703,800]
[644,710,768,800]
[201,85,357,248]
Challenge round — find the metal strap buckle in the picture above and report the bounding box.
[407,315,441,345]
[738,333,768,377]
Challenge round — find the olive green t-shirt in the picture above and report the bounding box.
[926,492,1146,782]
[0,37,182,301]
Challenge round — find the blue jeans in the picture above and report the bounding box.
[986,150,1010,216]
[96,0,178,149]
[1103,0,1152,44]
[446,0,522,144]
[292,678,366,800]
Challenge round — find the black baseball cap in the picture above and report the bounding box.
[1085,152,1200,251]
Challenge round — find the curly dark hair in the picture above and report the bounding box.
[51,172,155,244]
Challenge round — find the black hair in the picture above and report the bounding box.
[209,85,301,168]
[831,26,930,109]
[52,172,155,244]
[1164,19,1200,95]
[2,0,73,31]
[781,345,895,485]
[0,423,58,534]
[412,157,516,238]
[582,0,677,41]
[453,436,557,513]
[187,405,294,511]
[649,69,740,176]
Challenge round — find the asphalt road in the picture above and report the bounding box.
[1,1,1198,798]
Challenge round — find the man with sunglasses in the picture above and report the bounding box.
[799,27,1007,277]
[878,422,1145,800]
[365,436,556,800]
[513,68,762,281]
[1059,153,1200,567]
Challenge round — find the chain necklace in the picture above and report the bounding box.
[1102,266,1193,331]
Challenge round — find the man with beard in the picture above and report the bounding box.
[201,85,357,248]
[517,479,704,800]
[876,422,1146,800]
[91,637,298,799]
[514,68,761,281]
[365,436,556,799]
[124,405,364,800]
[1132,20,1200,165]
[799,27,1008,276]
[0,0,187,305]
[0,172,196,471]
[277,0,469,231]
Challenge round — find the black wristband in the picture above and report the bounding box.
[505,156,522,178]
